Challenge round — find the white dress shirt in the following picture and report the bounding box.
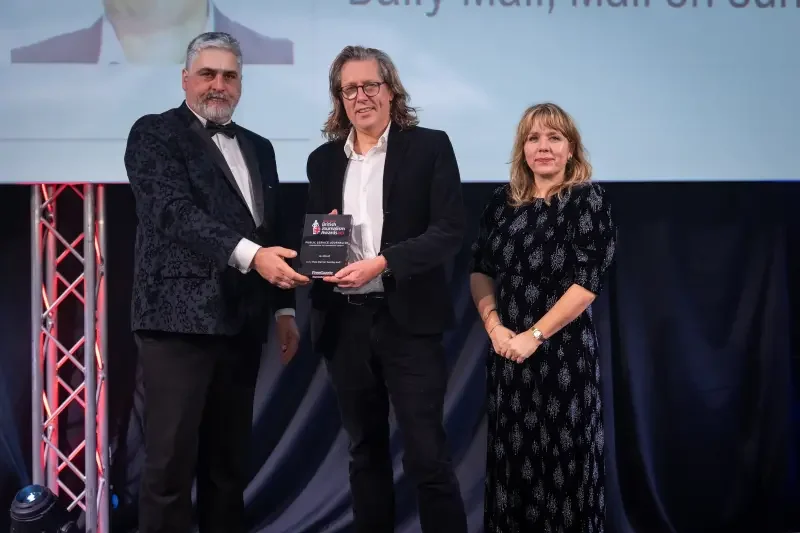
[187,106,294,318]
[337,122,391,295]
[99,1,214,64]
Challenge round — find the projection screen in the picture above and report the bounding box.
[0,0,798,183]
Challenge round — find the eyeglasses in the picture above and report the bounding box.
[340,82,384,100]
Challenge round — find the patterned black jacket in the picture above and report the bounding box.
[125,102,294,339]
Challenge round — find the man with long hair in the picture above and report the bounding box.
[304,45,468,533]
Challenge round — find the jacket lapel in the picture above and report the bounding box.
[382,123,408,212]
[87,18,103,62]
[181,104,251,214]
[234,130,265,226]
[330,144,349,213]
[329,122,405,214]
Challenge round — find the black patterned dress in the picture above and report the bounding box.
[471,183,616,533]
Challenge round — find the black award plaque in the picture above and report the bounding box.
[298,214,353,278]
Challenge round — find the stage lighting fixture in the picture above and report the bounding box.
[9,484,78,533]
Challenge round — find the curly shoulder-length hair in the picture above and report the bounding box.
[508,103,592,206]
[322,45,419,142]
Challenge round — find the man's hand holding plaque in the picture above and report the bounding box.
[298,210,353,278]
[322,255,387,289]
[251,247,310,289]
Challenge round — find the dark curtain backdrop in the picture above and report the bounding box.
[0,181,797,533]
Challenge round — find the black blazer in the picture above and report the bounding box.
[125,101,294,339]
[305,122,466,340]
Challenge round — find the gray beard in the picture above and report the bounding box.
[196,100,235,124]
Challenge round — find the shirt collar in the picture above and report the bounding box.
[99,0,215,65]
[344,121,392,159]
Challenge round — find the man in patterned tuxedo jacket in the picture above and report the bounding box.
[123,32,308,533]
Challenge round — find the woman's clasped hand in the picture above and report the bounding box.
[488,326,542,363]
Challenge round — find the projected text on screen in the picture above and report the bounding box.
[0,0,797,183]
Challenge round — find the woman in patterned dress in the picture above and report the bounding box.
[469,103,616,533]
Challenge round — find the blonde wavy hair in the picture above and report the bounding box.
[508,103,592,206]
[322,46,419,142]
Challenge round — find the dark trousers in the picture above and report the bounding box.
[134,330,261,533]
[323,298,467,533]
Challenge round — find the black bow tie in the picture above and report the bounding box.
[206,121,236,138]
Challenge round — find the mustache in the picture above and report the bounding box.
[202,91,231,104]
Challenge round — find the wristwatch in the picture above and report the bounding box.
[530,327,545,342]
[379,254,392,277]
